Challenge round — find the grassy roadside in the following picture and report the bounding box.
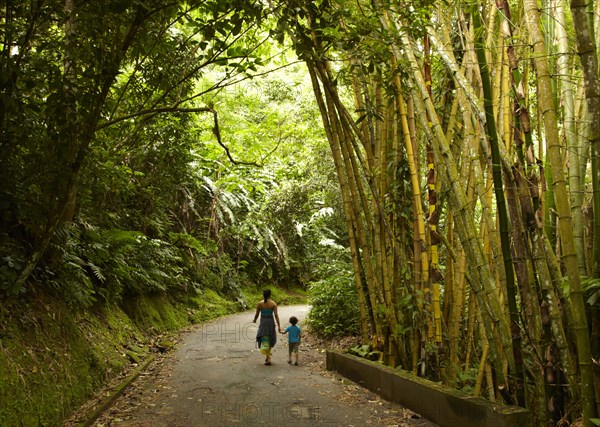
[0,285,307,427]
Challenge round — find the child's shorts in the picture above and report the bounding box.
[288,342,300,353]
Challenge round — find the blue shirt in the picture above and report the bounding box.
[284,325,301,343]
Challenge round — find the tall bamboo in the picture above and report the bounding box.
[400,36,514,388]
[425,11,516,386]
[524,0,597,422]
[314,54,407,360]
[391,60,429,371]
[306,63,372,341]
[553,0,586,275]
[472,5,524,405]
[435,9,508,309]
[423,35,443,347]
[570,0,600,279]
[283,2,597,421]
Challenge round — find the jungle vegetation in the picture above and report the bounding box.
[1,0,600,426]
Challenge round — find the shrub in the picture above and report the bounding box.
[306,268,360,337]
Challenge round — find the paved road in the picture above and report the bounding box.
[92,305,438,427]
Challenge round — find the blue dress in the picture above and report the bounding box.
[256,308,277,352]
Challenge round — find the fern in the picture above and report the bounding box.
[86,262,106,283]
[101,229,144,245]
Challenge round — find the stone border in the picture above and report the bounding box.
[326,350,531,427]
[76,354,156,427]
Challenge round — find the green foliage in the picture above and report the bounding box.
[49,220,258,309]
[0,0,344,308]
[306,255,360,337]
[0,0,275,293]
[581,276,600,305]
[189,62,340,289]
[348,344,381,361]
[455,367,479,394]
[49,226,187,306]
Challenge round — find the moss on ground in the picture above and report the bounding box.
[242,285,309,307]
[184,288,240,323]
[0,294,109,426]
[0,285,307,427]
[120,293,189,331]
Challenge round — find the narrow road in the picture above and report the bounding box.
[91,305,438,427]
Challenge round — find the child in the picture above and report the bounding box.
[282,316,301,365]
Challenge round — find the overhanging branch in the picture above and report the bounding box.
[96,107,213,130]
[209,108,262,167]
[96,106,262,167]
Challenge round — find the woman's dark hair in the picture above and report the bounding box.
[263,289,271,303]
[290,316,298,325]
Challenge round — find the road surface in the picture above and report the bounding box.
[90,305,438,427]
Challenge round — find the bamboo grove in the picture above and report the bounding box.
[276,0,600,425]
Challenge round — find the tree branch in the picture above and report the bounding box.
[96,107,213,130]
[97,106,262,167]
[210,108,262,167]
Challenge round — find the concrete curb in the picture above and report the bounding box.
[326,350,532,427]
[77,354,157,427]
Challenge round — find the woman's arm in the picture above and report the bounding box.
[274,305,282,333]
[252,303,260,323]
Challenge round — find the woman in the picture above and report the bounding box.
[253,289,282,365]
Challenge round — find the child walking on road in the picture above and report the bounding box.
[282,316,301,365]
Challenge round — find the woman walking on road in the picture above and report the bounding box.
[253,289,282,365]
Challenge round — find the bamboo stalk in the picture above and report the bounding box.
[474,335,489,397]
[306,63,373,341]
[524,0,597,421]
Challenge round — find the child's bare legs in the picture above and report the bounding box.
[289,342,299,365]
